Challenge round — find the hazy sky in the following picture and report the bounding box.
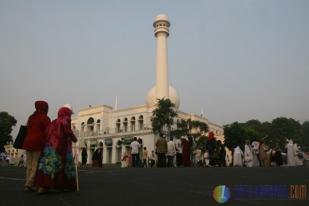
[1,0,308,135]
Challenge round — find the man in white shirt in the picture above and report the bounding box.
[130,137,140,168]
[175,137,183,167]
[167,137,176,167]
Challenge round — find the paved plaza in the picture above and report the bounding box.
[0,166,308,206]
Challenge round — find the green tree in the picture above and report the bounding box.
[0,112,17,152]
[151,98,177,137]
[301,121,309,151]
[170,119,188,139]
[268,117,302,149]
[224,122,246,150]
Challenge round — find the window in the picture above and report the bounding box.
[116,119,121,133]
[81,122,85,132]
[123,118,128,132]
[138,115,144,130]
[87,117,95,132]
[96,119,101,133]
[130,117,136,132]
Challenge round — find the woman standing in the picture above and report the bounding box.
[23,100,51,191]
[35,106,77,193]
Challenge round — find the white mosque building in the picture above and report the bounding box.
[72,14,224,165]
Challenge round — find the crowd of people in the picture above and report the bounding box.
[119,131,307,168]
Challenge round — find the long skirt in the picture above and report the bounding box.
[35,146,76,191]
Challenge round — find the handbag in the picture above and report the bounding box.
[13,125,27,149]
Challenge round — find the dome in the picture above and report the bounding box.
[146,85,180,109]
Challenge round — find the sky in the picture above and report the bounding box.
[0,0,309,136]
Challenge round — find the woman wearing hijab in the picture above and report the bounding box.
[23,100,51,191]
[35,106,77,193]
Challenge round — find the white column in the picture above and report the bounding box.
[103,146,108,164]
[156,32,169,99]
[86,140,92,165]
[111,143,117,164]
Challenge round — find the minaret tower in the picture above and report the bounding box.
[146,14,180,109]
[153,14,170,100]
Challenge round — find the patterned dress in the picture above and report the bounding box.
[35,108,77,190]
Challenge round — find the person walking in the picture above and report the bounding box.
[259,141,268,167]
[286,139,296,166]
[81,148,87,166]
[181,136,190,167]
[148,151,156,168]
[244,140,253,167]
[233,144,243,167]
[142,147,149,168]
[155,135,167,168]
[130,137,140,168]
[175,137,183,167]
[166,137,176,167]
[22,100,51,191]
[35,106,77,193]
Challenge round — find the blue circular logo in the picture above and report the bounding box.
[213,185,231,203]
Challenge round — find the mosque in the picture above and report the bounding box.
[71,14,224,165]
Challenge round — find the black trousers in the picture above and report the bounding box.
[176,153,182,167]
[132,154,140,168]
[157,153,166,168]
[167,156,174,167]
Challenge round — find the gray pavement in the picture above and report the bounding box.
[0,166,308,206]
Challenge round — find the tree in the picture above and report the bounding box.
[151,98,177,137]
[301,121,309,151]
[268,117,302,149]
[224,122,246,150]
[0,112,17,152]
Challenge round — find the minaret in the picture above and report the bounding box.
[153,14,170,100]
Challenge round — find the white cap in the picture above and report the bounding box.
[63,103,74,114]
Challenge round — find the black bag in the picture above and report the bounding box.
[13,125,27,149]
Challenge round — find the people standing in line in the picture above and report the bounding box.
[22,100,51,191]
[233,144,243,167]
[148,150,156,168]
[142,147,149,168]
[285,139,296,166]
[130,137,140,168]
[35,106,77,193]
[251,141,260,167]
[259,141,268,167]
[166,137,176,167]
[244,140,253,167]
[81,148,87,166]
[175,137,183,167]
[181,136,190,167]
[155,134,167,168]
[217,140,226,167]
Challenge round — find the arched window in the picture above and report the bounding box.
[116,119,121,133]
[87,117,95,132]
[81,122,85,132]
[130,117,136,132]
[123,118,128,132]
[138,115,144,130]
[96,119,101,133]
